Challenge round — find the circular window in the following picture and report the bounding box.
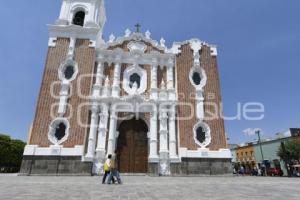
[189,67,207,89]
[58,60,78,82]
[48,118,70,145]
[193,122,211,148]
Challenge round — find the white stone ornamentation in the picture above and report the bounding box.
[58,59,79,82]
[125,28,131,37]
[123,64,147,95]
[127,41,147,53]
[48,118,70,145]
[145,30,151,39]
[193,122,212,148]
[189,67,207,90]
[109,34,115,43]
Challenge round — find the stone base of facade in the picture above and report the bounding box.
[170,158,232,176]
[19,156,93,176]
[19,156,231,176]
[148,163,159,176]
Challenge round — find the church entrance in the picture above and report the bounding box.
[117,118,148,173]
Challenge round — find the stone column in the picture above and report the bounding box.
[107,106,118,155]
[94,104,109,174]
[167,64,174,89]
[92,62,104,97]
[159,110,168,153]
[169,106,178,160]
[57,0,70,25]
[150,60,158,100]
[159,108,170,175]
[111,62,121,98]
[149,109,159,162]
[166,59,176,101]
[96,104,109,152]
[86,105,99,159]
[85,1,96,27]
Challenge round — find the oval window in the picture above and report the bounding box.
[192,72,201,86]
[64,66,75,80]
[196,126,206,144]
[55,122,67,141]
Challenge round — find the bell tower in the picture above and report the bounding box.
[20,0,107,175]
[49,0,106,46]
[56,0,106,28]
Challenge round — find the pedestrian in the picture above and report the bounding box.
[107,151,122,184]
[258,168,262,176]
[102,154,113,184]
[238,166,244,176]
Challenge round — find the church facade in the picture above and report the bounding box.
[20,0,231,176]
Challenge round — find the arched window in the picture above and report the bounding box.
[72,11,85,26]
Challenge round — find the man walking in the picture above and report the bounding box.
[107,151,122,184]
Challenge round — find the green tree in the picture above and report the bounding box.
[0,134,26,172]
[277,140,300,161]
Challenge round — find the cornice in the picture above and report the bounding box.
[48,24,101,40]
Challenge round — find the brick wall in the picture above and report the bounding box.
[29,38,95,148]
[176,44,227,151]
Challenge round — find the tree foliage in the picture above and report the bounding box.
[277,140,300,161]
[0,134,26,172]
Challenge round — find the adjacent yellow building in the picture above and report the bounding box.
[235,143,256,173]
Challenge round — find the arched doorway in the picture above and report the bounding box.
[117,118,148,173]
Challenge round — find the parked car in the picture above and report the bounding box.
[267,168,283,176]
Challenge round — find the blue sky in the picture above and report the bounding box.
[0,0,299,144]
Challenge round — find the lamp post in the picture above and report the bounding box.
[255,129,266,176]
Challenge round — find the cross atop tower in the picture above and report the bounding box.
[135,23,141,33]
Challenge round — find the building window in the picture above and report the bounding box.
[48,118,70,145]
[189,67,207,89]
[58,59,79,82]
[123,64,147,95]
[196,126,206,143]
[192,72,201,86]
[54,123,67,141]
[73,11,85,26]
[193,122,211,148]
[64,65,75,80]
[129,73,141,89]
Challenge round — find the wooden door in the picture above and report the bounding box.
[117,119,148,173]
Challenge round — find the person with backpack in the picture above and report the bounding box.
[107,151,122,184]
[102,154,113,184]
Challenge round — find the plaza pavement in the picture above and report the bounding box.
[0,174,299,200]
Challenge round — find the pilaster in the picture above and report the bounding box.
[111,62,122,98]
[85,105,99,159]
